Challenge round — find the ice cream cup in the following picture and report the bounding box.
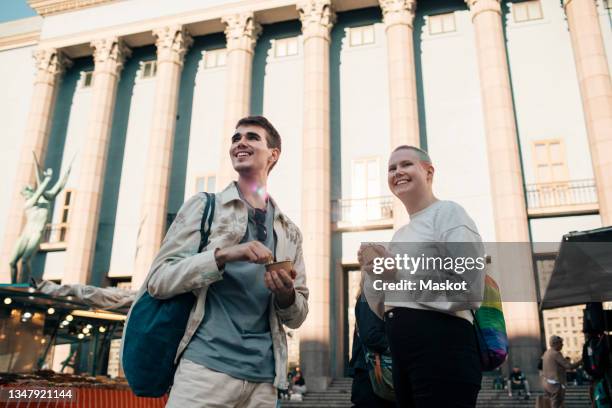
[265,260,293,274]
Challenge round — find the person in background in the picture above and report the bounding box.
[349,283,395,408]
[542,335,582,408]
[492,368,505,390]
[291,367,307,395]
[565,357,578,385]
[507,366,531,398]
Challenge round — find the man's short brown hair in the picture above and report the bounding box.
[235,116,281,151]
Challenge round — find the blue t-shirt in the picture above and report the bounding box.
[183,199,276,382]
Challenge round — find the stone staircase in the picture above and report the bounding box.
[280,376,592,408]
[475,376,591,408]
[281,377,352,408]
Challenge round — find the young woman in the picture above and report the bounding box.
[358,145,485,408]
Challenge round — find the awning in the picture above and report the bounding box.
[540,226,612,310]
[0,284,126,374]
[0,283,126,343]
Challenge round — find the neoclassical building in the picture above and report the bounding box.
[0,0,610,390]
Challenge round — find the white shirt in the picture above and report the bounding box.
[365,200,485,323]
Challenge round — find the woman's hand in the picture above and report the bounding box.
[358,244,388,273]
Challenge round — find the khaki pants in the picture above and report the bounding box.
[544,382,566,408]
[166,358,277,408]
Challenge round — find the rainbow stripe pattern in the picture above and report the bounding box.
[473,275,508,371]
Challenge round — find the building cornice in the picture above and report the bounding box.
[34,0,379,58]
[0,31,40,51]
[27,0,118,17]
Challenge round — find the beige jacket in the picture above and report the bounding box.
[123,182,308,389]
[541,348,579,385]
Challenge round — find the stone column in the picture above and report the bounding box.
[0,48,71,282]
[63,38,131,284]
[379,0,419,228]
[216,13,261,189]
[297,0,335,392]
[132,26,192,288]
[564,0,612,225]
[465,0,541,378]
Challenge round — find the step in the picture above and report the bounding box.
[279,378,592,408]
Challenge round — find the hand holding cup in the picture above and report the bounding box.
[264,260,296,308]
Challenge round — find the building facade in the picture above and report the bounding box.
[0,0,611,389]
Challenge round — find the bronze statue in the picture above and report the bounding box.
[9,154,72,284]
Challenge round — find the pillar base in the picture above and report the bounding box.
[305,376,331,393]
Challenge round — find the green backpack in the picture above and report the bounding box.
[122,192,215,397]
[364,349,395,401]
[355,319,395,401]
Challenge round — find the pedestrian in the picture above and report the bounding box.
[542,335,582,408]
[146,116,309,407]
[507,366,531,399]
[358,145,485,407]
[291,368,307,395]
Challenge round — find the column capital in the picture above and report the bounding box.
[153,25,193,66]
[91,37,131,76]
[379,0,416,28]
[562,0,572,7]
[297,0,336,42]
[33,48,72,83]
[465,0,501,19]
[221,12,261,53]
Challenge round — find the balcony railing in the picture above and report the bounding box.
[525,179,598,216]
[39,223,68,251]
[332,196,394,230]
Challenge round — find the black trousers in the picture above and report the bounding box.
[351,368,396,408]
[385,308,482,408]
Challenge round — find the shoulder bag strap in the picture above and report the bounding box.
[198,192,216,252]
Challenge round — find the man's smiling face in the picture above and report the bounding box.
[230,124,278,175]
[387,148,433,200]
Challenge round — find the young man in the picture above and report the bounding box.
[359,145,485,407]
[145,116,308,407]
[507,366,531,399]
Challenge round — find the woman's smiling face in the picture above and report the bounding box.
[387,148,433,200]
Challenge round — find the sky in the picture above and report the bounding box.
[0,0,37,24]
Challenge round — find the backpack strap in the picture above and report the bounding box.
[373,353,383,384]
[198,192,216,252]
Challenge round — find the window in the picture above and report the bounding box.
[274,37,299,58]
[140,60,157,79]
[116,281,132,291]
[606,0,612,9]
[352,158,380,199]
[81,70,93,88]
[533,139,567,183]
[350,157,382,222]
[349,25,375,47]
[428,13,456,35]
[195,174,216,193]
[532,139,569,207]
[58,190,72,242]
[203,49,227,69]
[512,1,543,23]
[109,278,132,290]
